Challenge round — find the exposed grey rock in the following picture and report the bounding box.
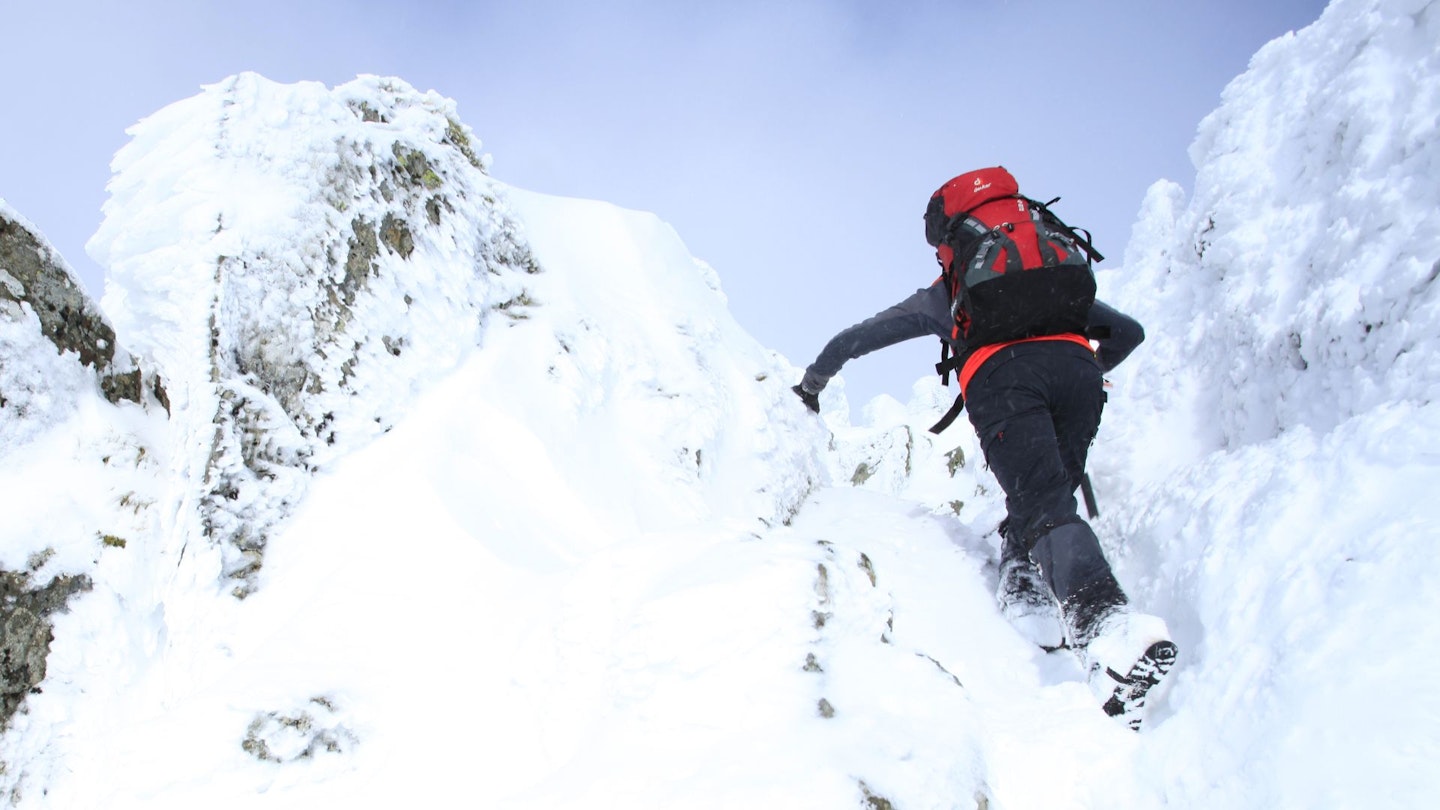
[0,566,93,730]
[379,213,413,258]
[0,215,114,372]
[342,217,380,307]
[242,696,357,763]
[0,209,167,413]
[858,781,895,810]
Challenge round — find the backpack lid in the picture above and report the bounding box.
[931,166,1020,217]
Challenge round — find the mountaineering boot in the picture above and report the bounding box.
[996,555,1066,651]
[1077,610,1178,731]
[994,520,1066,651]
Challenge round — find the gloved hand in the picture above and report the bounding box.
[791,384,820,413]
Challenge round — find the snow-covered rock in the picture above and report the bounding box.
[1089,0,1440,805]
[0,203,166,735]
[87,73,544,596]
[1,201,163,442]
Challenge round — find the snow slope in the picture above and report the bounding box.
[3,74,837,807]
[2,0,1439,805]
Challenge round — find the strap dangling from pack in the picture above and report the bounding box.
[928,392,966,435]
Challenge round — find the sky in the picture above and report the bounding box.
[0,0,1332,404]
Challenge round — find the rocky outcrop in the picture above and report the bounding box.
[0,209,165,413]
[0,560,92,730]
[0,206,162,750]
[88,75,542,597]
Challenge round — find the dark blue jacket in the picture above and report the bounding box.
[800,280,1143,392]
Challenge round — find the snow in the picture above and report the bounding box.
[2,0,1439,806]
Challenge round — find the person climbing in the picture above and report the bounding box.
[792,166,1176,729]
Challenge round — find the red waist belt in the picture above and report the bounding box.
[958,333,1094,398]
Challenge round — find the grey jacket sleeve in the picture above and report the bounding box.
[1087,300,1145,372]
[800,281,952,393]
[800,286,1145,392]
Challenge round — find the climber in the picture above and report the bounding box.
[792,166,1177,729]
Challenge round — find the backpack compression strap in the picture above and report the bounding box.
[1027,197,1105,263]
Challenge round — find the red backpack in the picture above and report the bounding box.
[924,166,1102,354]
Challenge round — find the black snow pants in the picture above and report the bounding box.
[964,340,1127,634]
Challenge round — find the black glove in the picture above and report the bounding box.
[791,384,820,413]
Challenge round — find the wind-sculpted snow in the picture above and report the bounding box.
[1111,0,1440,455]
[1085,1,1440,805]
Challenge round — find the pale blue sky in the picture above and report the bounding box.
[1,0,1330,403]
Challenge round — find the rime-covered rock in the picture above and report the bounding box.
[88,73,543,595]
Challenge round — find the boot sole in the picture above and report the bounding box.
[1100,640,1178,730]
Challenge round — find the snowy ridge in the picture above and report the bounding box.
[501,188,823,533]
